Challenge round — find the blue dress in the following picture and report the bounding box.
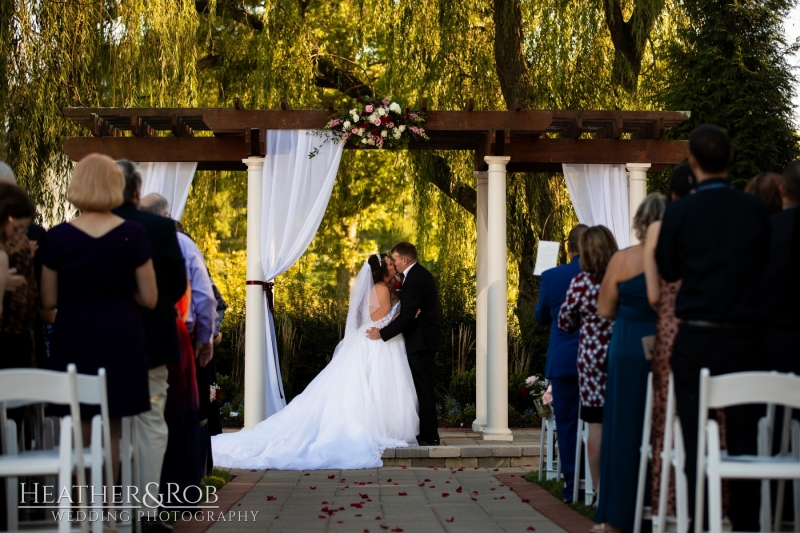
[596,273,656,530]
[41,221,153,418]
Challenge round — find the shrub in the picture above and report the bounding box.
[448,368,476,406]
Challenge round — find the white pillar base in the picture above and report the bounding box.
[483,429,514,441]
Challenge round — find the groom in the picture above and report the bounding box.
[367,242,443,446]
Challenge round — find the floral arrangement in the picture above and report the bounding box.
[309,96,428,157]
[523,375,553,418]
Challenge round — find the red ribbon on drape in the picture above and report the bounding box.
[246,280,275,314]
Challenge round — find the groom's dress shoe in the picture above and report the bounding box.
[418,439,440,446]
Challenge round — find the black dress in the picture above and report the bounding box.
[41,222,152,418]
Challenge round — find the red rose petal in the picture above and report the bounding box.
[328,475,335,479]
[490,488,495,491]
[359,493,369,499]
[305,473,310,476]
[474,467,479,470]
[356,514,362,517]
[446,517,455,523]
[341,478,347,482]
[250,469,257,472]
[441,492,449,497]
[499,483,505,487]
[428,466,435,469]
[319,515,326,519]
[398,491,407,496]
[473,491,479,495]
[458,467,464,471]
[310,486,317,489]
[493,468,499,472]
[418,483,425,487]
[322,500,329,504]
[499,495,505,499]
[394,482,400,486]
[274,515,279,519]
[527,528,536,531]
[429,485,435,489]
[380,526,389,530]
[386,478,392,482]
[237,504,241,506]
[445,480,450,484]
[521,498,530,503]
[424,478,431,482]
[375,516,382,520]
[391,529,403,532]
[471,497,477,501]
[364,530,369,533]
[339,507,345,511]
[456,487,463,493]
[511,475,516,477]
[401,466,407,469]
[338,521,344,524]
[266,496,277,501]
[351,503,363,508]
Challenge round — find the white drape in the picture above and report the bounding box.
[138,162,198,220]
[259,130,344,416]
[562,164,631,249]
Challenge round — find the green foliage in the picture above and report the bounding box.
[661,0,800,187]
[508,373,535,414]
[523,471,596,519]
[448,368,477,407]
[202,468,233,492]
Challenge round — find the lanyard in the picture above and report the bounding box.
[696,181,731,192]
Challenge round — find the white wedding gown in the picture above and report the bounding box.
[212,282,420,470]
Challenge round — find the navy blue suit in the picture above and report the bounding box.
[534,256,581,501]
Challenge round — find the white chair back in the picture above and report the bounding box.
[75,368,114,485]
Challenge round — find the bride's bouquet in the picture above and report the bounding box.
[309,96,428,157]
[523,375,553,418]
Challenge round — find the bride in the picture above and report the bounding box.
[211,254,420,470]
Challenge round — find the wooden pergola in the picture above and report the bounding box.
[62,104,690,440]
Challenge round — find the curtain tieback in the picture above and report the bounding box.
[246,280,275,314]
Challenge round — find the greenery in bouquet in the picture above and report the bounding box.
[309,96,428,157]
[523,375,553,418]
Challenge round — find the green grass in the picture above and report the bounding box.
[203,468,233,492]
[523,470,596,521]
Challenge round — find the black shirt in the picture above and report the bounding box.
[655,177,770,323]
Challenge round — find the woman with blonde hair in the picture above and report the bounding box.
[40,153,157,478]
[592,193,666,533]
[558,225,618,504]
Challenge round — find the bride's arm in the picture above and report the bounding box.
[369,283,392,322]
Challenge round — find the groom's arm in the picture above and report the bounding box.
[379,278,423,342]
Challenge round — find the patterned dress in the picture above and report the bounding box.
[558,272,615,418]
[0,237,39,369]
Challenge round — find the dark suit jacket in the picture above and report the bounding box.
[113,203,186,368]
[26,223,47,286]
[762,207,799,372]
[379,262,443,354]
[534,257,581,379]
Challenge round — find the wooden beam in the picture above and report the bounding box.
[63,136,249,164]
[280,97,290,110]
[131,116,156,137]
[234,98,246,111]
[419,98,428,112]
[505,138,689,166]
[90,113,118,137]
[327,99,334,112]
[513,99,522,111]
[171,115,193,137]
[465,99,474,111]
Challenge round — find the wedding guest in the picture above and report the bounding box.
[0,184,37,368]
[656,125,769,532]
[40,154,156,482]
[534,223,587,503]
[642,162,696,520]
[762,161,800,373]
[140,193,217,479]
[115,162,186,533]
[0,164,50,365]
[594,193,665,533]
[557,225,618,501]
[745,172,782,216]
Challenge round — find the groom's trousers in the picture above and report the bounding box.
[407,349,439,441]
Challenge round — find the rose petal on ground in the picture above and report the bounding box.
[456,487,462,493]
[401,466,407,469]
[499,496,505,499]
[394,482,400,485]
[398,492,407,496]
[418,483,425,487]
[250,469,257,472]
[274,515,279,519]
[305,473,310,476]
[521,498,530,503]
[266,496,277,501]
[322,501,329,504]
[386,479,392,482]
[351,503,363,508]
[338,521,344,524]
[375,516,381,520]
[328,475,335,479]
[380,525,389,530]
[424,479,431,482]
[429,485,435,489]
[471,497,477,501]
[446,517,454,523]
[527,528,536,531]
[493,468,499,472]
[473,491,479,495]
[319,515,326,519]
[391,528,403,532]
[441,492,449,497]
[356,514,362,517]
[310,486,317,489]
[458,467,464,471]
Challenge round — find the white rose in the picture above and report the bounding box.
[356,129,364,137]
[393,129,401,139]
[389,102,401,113]
[398,125,406,132]
[381,130,388,138]
[343,120,351,129]
[350,109,359,118]
[377,107,386,116]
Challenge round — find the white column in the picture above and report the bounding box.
[483,156,513,441]
[627,163,651,244]
[473,171,488,433]
[243,156,266,430]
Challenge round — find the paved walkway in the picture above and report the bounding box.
[200,466,566,533]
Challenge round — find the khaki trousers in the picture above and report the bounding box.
[136,365,169,500]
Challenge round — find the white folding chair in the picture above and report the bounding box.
[117,417,139,533]
[0,364,88,533]
[696,369,800,533]
[74,369,115,533]
[538,410,561,481]
[654,372,688,533]
[572,407,595,505]
[757,400,800,532]
[634,373,655,533]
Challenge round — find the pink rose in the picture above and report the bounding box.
[342,132,350,141]
[365,104,374,112]
[382,98,390,106]
[352,128,358,133]
[542,391,553,405]
[373,118,381,126]
[387,122,394,128]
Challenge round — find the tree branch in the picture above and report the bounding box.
[312,54,374,99]
[195,0,264,32]
[602,0,664,91]
[493,0,534,109]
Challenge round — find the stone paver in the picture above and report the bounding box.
[196,466,569,533]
